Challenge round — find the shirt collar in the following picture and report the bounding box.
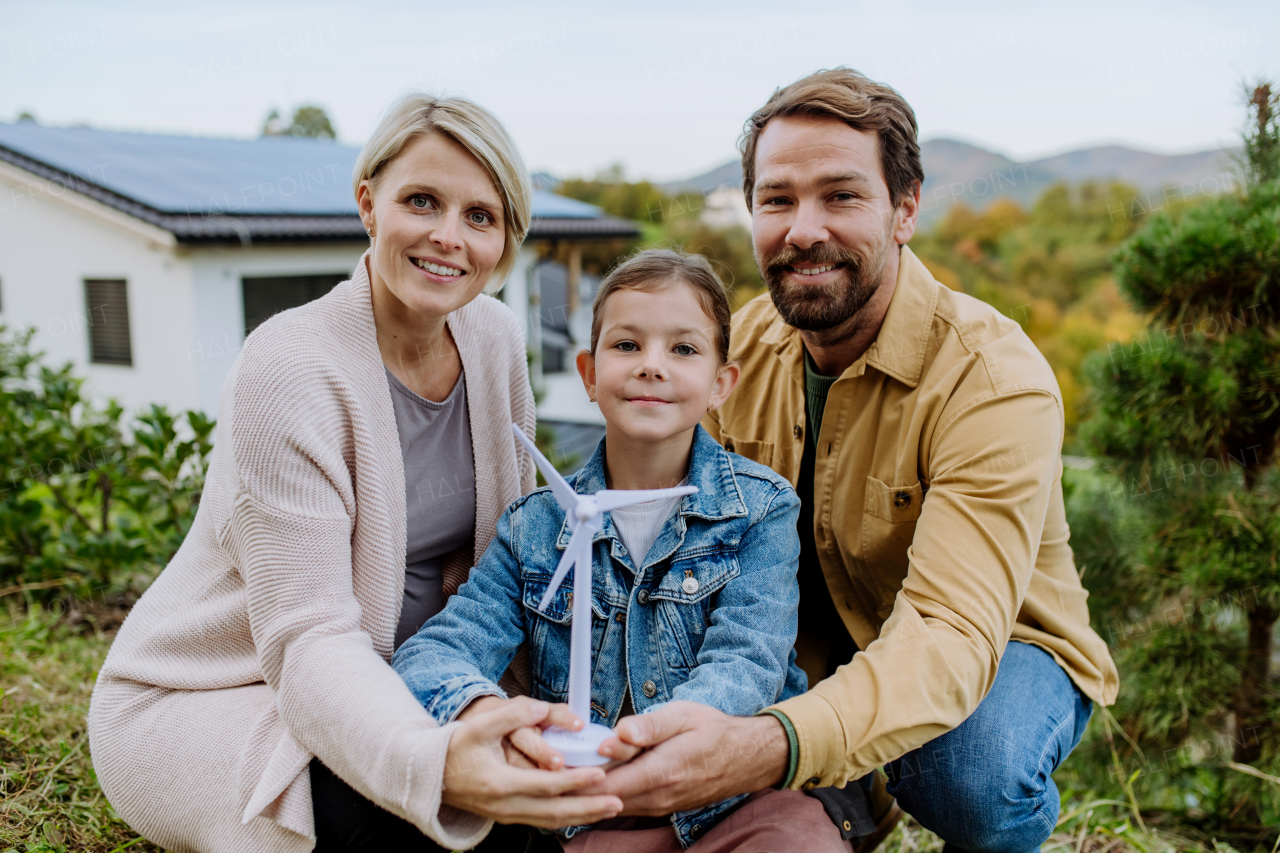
[557,424,747,549]
[762,245,939,389]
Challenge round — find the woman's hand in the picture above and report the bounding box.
[443,696,623,828]
[457,695,568,771]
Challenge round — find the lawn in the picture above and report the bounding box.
[0,602,1264,853]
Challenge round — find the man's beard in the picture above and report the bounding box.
[761,233,892,333]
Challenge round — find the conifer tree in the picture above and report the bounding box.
[1080,82,1280,825]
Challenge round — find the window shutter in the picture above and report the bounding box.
[84,279,133,366]
[241,273,347,336]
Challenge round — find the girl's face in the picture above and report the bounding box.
[577,280,739,446]
[357,132,506,320]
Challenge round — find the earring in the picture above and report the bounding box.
[365,227,372,237]
[589,396,597,403]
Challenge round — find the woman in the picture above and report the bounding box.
[87,94,622,853]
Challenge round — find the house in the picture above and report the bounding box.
[0,122,637,442]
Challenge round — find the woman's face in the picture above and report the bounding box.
[357,132,506,319]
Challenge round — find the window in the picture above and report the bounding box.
[84,279,133,366]
[241,273,348,336]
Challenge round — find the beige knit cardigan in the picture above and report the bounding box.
[88,253,536,853]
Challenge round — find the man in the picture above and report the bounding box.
[594,68,1119,853]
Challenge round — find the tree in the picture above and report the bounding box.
[288,105,335,139]
[260,105,336,139]
[1078,82,1280,826]
[260,108,286,137]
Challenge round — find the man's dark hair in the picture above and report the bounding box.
[740,67,924,210]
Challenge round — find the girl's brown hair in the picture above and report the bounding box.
[588,249,733,362]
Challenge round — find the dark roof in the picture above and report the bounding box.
[0,122,640,245]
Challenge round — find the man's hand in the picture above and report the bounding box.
[589,701,789,815]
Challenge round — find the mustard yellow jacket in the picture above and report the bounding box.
[703,247,1118,790]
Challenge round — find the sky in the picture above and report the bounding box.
[1,0,1277,183]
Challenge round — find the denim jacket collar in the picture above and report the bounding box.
[554,424,747,555]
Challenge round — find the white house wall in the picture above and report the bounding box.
[0,166,201,416]
[187,244,366,416]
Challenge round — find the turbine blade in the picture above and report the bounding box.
[538,522,592,612]
[511,423,578,512]
[591,486,698,513]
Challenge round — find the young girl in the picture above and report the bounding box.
[394,249,844,850]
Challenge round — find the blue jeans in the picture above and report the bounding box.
[883,641,1093,853]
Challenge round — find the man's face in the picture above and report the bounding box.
[750,115,912,332]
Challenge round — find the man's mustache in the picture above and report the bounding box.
[763,245,861,277]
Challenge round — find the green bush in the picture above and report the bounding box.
[0,326,213,608]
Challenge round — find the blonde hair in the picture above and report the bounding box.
[353,93,532,293]
[590,249,733,363]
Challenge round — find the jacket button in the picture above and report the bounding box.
[843,820,852,832]
[802,776,820,790]
[894,491,912,509]
[615,611,625,623]
[691,824,703,838]
[681,576,699,594]
[642,680,657,698]
[793,425,802,440]
[637,589,650,605]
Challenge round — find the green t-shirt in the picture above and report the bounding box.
[804,349,839,447]
[795,348,856,683]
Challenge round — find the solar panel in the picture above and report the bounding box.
[0,122,605,220]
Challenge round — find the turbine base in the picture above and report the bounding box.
[541,723,613,767]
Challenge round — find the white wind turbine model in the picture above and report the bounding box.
[511,424,698,766]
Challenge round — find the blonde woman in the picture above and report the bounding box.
[88,94,622,853]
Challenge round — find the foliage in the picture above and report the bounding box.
[1074,80,1280,834]
[1240,83,1279,188]
[1081,328,1280,479]
[1113,182,1280,331]
[260,104,336,139]
[0,326,213,607]
[555,173,765,309]
[910,182,1150,442]
[556,163,671,224]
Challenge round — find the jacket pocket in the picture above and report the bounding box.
[719,433,774,467]
[650,550,740,670]
[521,579,607,699]
[861,477,924,612]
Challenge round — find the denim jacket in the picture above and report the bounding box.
[394,425,807,847]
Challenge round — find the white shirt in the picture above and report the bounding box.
[609,484,685,568]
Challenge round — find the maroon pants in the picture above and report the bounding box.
[558,789,850,853]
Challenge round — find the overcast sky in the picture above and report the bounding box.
[2,1,1276,182]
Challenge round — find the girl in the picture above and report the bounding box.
[395,249,849,851]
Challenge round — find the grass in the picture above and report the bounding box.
[0,603,161,853]
[1,603,1275,853]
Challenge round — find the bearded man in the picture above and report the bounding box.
[594,68,1119,853]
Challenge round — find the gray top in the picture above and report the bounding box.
[386,367,476,650]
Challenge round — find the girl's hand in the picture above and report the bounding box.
[443,696,623,828]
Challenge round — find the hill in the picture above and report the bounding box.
[660,139,1239,224]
